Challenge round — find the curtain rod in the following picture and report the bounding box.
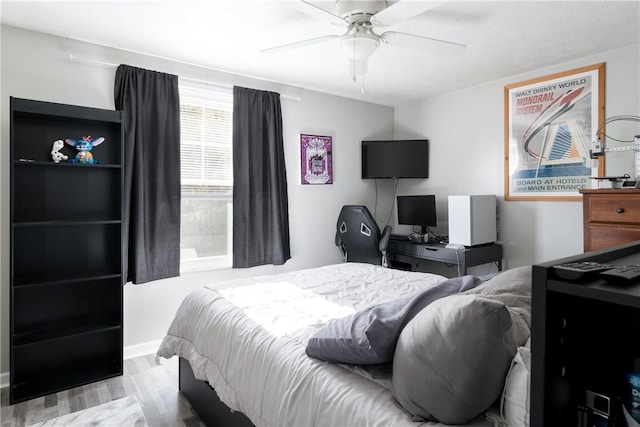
[67,54,301,101]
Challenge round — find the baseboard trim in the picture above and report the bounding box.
[0,340,163,390]
[0,372,8,390]
[123,340,163,361]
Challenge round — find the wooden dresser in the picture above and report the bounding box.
[580,189,640,251]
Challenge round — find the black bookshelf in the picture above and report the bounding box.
[9,97,124,403]
[531,240,640,426]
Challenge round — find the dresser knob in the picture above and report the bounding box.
[617,208,625,213]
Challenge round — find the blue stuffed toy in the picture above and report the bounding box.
[65,135,105,164]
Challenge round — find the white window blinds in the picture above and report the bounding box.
[180,104,232,190]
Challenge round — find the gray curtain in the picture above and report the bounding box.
[114,64,181,284]
[232,86,290,267]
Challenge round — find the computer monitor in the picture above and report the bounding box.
[397,195,437,235]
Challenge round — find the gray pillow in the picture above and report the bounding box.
[305,275,484,364]
[391,294,530,425]
[463,265,532,329]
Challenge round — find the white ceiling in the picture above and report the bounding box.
[1,1,639,107]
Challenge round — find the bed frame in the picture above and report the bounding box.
[179,357,254,427]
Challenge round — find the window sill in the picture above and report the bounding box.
[180,255,232,273]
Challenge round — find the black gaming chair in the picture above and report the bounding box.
[335,205,392,267]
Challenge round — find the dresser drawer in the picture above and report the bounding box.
[586,224,640,251]
[587,196,640,223]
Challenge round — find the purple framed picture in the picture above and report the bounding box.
[300,134,333,185]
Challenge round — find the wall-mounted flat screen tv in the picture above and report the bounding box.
[361,139,429,179]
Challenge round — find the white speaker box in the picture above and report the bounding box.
[448,195,497,247]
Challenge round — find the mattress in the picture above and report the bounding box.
[157,262,499,427]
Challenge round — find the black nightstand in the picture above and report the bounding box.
[531,240,640,426]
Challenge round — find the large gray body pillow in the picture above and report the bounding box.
[306,275,484,364]
[392,265,532,424]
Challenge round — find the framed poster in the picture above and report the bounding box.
[300,133,333,185]
[504,63,605,201]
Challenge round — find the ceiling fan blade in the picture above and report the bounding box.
[371,1,446,27]
[292,1,347,26]
[382,31,466,57]
[259,34,340,54]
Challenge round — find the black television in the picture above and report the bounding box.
[361,139,429,179]
[397,195,436,235]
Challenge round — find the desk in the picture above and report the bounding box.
[387,241,503,275]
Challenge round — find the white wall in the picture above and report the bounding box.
[0,25,394,378]
[1,24,638,383]
[393,43,640,271]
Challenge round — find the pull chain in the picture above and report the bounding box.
[352,33,357,82]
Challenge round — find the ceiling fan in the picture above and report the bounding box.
[260,1,466,80]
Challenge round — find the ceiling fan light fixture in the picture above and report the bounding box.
[340,33,380,60]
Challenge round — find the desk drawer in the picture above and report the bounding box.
[588,196,640,223]
[388,242,461,262]
[419,246,458,263]
[388,241,423,257]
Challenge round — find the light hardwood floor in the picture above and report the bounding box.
[1,355,206,427]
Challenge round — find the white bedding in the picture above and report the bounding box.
[157,263,498,427]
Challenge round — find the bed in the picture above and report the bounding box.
[157,262,532,427]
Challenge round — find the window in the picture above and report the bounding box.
[179,83,233,271]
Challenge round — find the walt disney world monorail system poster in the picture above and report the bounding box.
[504,63,605,201]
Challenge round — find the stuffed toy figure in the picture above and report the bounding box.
[51,139,68,163]
[65,135,105,164]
